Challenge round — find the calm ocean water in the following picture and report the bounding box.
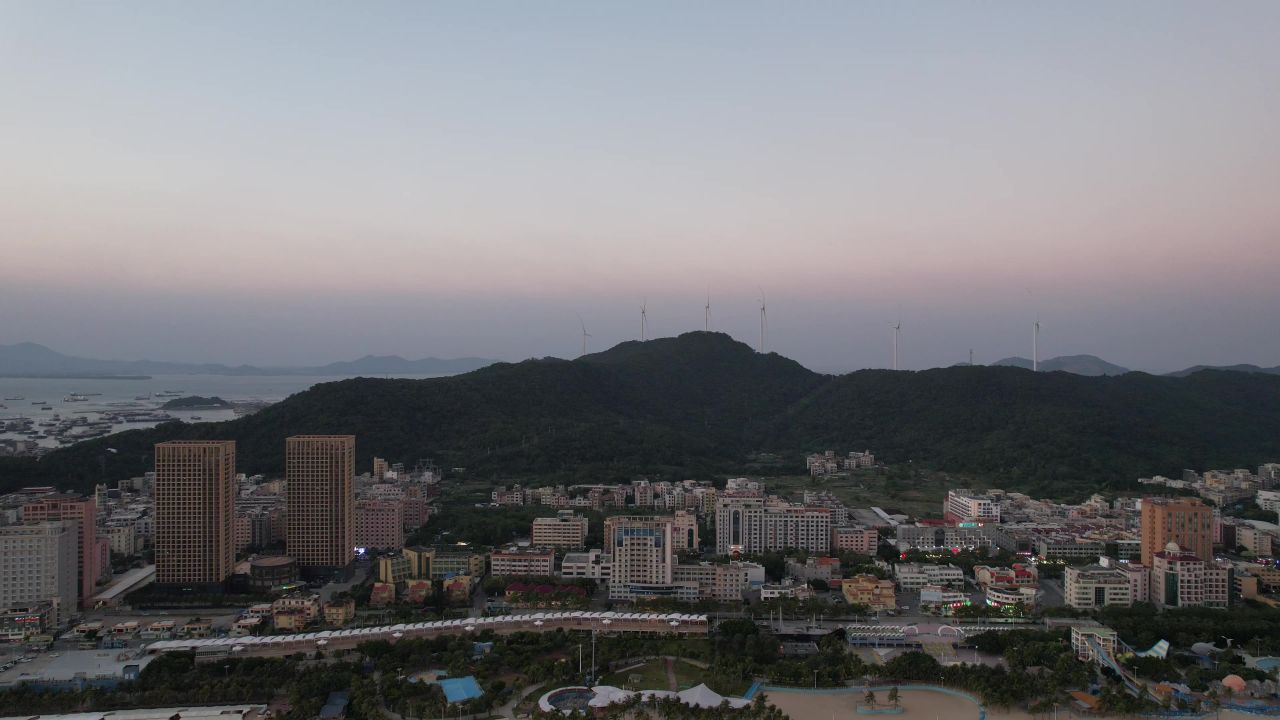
[0,374,438,449]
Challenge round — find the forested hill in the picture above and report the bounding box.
[5,332,1280,499]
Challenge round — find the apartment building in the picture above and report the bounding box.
[355,498,405,551]
[286,435,356,581]
[154,440,236,590]
[0,522,77,626]
[21,494,98,607]
[531,511,588,549]
[715,497,831,555]
[944,490,1001,524]
[1140,497,1213,567]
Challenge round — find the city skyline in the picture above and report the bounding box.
[2,3,1279,372]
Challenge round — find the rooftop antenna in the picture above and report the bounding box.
[705,288,711,332]
[578,314,591,357]
[640,299,648,342]
[758,289,768,353]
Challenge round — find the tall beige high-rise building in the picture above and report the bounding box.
[1140,497,1213,566]
[154,440,236,590]
[287,435,355,580]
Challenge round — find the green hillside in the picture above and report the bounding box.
[4,332,1280,499]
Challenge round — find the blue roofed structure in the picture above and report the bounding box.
[440,676,483,703]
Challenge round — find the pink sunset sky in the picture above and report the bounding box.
[1,2,1278,371]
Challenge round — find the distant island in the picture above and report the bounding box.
[0,342,496,378]
[160,395,233,409]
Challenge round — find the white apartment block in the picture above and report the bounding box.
[1258,490,1280,513]
[944,490,1001,524]
[715,497,831,555]
[531,511,588,549]
[893,562,964,590]
[1064,565,1133,609]
[0,521,78,625]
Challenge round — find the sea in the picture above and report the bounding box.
[0,373,439,450]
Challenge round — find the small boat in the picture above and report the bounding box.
[63,394,89,402]
[133,395,151,401]
[40,406,53,411]
[31,401,47,405]
[3,396,23,401]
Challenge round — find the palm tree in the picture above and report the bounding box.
[888,686,900,707]
[864,690,876,706]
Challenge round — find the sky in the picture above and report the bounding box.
[1,3,1278,373]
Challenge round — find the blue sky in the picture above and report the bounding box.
[1,2,1278,371]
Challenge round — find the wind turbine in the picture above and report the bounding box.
[1033,314,1040,372]
[890,309,902,370]
[640,300,648,342]
[758,290,768,353]
[578,315,591,357]
[704,289,711,332]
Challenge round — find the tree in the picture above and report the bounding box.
[888,687,899,707]
[864,690,876,706]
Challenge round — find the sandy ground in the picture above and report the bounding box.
[765,688,1036,720]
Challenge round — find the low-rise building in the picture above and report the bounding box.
[786,556,841,582]
[559,550,612,581]
[986,585,1037,609]
[489,547,556,577]
[841,574,896,611]
[531,511,589,549]
[893,562,964,590]
[973,564,1038,589]
[323,598,355,626]
[1064,563,1133,609]
[761,579,814,600]
[672,562,751,602]
[919,584,969,613]
[832,526,879,554]
[271,592,320,621]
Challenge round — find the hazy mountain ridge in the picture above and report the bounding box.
[0,342,494,377]
[991,354,1131,376]
[7,332,1280,500]
[1165,364,1280,378]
